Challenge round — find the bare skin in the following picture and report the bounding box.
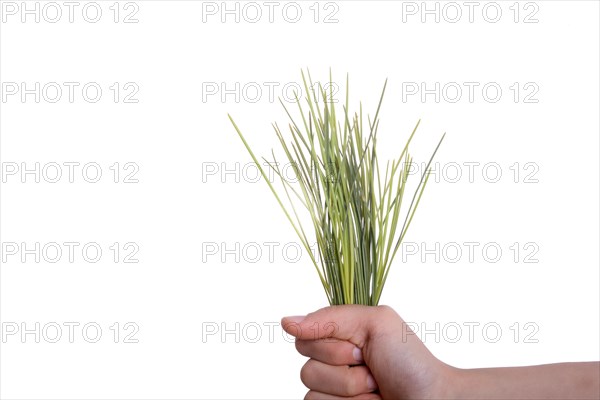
[282,305,600,400]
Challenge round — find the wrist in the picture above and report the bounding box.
[430,363,466,400]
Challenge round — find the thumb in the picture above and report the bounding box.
[282,304,395,349]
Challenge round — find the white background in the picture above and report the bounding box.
[0,1,599,399]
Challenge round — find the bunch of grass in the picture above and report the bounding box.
[229,70,444,306]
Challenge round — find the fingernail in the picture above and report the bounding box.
[283,315,306,324]
[367,374,378,391]
[353,347,364,363]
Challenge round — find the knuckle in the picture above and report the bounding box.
[377,304,400,322]
[304,391,317,400]
[377,304,395,316]
[325,343,343,364]
[295,339,307,356]
[342,374,360,396]
[345,366,369,396]
[299,360,313,388]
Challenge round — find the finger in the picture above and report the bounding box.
[301,358,378,397]
[296,338,364,366]
[304,390,382,400]
[282,305,398,348]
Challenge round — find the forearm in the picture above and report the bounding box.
[445,362,600,400]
